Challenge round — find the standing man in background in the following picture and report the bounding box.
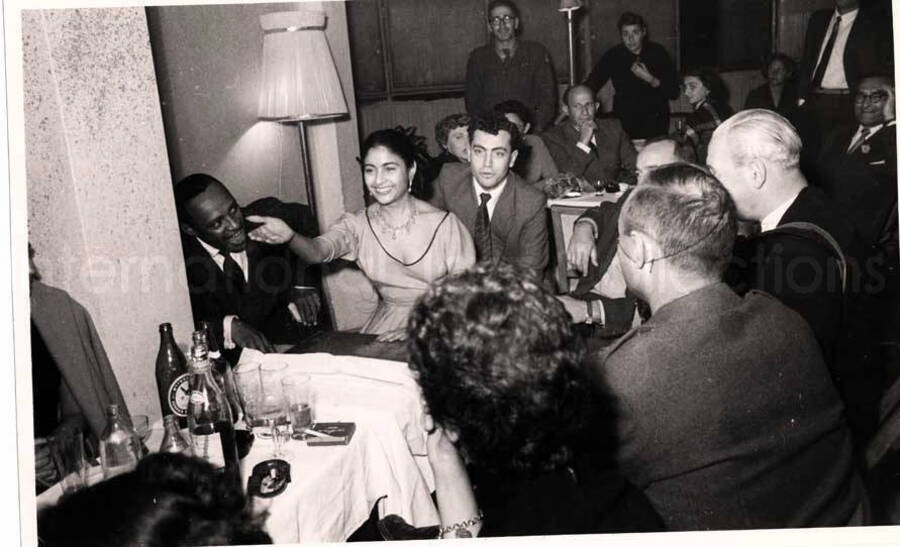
[795,0,893,163]
[465,0,557,131]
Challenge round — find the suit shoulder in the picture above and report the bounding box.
[512,175,547,207]
[597,117,626,132]
[540,123,569,142]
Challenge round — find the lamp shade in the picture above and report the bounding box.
[258,11,348,121]
[558,0,584,11]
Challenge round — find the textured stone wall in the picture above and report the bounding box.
[24,8,195,420]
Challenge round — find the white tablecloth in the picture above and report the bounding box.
[241,351,439,543]
[38,352,440,544]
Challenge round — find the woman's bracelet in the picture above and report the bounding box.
[438,510,484,539]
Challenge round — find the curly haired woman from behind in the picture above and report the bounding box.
[406,262,664,537]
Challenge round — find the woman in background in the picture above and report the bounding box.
[246,128,475,342]
[743,53,798,122]
[682,66,733,163]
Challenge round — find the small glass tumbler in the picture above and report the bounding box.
[282,374,314,440]
[49,429,87,494]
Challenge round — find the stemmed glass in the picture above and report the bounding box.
[235,362,291,460]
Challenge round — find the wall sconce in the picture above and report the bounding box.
[258,10,348,221]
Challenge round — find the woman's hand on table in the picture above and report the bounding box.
[376,328,407,343]
[246,215,296,245]
[566,222,598,274]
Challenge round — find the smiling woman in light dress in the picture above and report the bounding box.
[247,128,476,342]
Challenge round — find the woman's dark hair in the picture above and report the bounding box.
[683,66,730,105]
[37,453,271,546]
[492,99,532,128]
[617,12,646,31]
[407,263,610,478]
[360,126,431,199]
[761,52,796,81]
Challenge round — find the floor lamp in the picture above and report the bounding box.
[257,11,348,222]
[558,0,584,86]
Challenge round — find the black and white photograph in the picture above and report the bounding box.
[3,0,900,545]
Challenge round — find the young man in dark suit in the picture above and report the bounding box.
[542,85,637,186]
[430,114,548,281]
[175,173,321,359]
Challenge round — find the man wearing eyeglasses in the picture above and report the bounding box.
[815,75,896,251]
[464,0,557,131]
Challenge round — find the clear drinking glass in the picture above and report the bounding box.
[259,362,291,459]
[282,374,314,440]
[49,429,87,494]
[234,363,266,437]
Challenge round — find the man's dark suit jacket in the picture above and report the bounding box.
[725,187,881,442]
[541,118,637,183]
[430,166,548,279]
[570,189,637,332]
[815,122,897,250]
[181,198,318,359]
[797,6,894,99]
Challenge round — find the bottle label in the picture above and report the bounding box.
[191,431,224,468]
[189,390,208,406]
[168,373,191,417]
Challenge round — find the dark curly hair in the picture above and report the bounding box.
[467,113,522,153]
[37,453,271,546]
[683,66,730,106]
[407,262,610,478]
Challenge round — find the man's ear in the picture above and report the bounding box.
[747,159,767,189]
[509,148,519,168]
[180,221,197,237]
[561,104,570,119]
[523,122,532,135]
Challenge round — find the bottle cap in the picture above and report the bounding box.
[159,323,172,332]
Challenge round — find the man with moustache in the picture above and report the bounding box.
[175,173,321,358]
[430,114,548,281]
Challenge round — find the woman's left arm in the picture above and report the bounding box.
[426,425,483,538]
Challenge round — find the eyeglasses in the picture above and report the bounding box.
[489,14,516,27]
[854,90,888,104]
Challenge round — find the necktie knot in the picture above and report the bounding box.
[479,192,492,207]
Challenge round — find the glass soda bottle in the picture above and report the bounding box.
[187,333,241,489]
[99,404,141,479]
[155,323,190,428]
[197,322,242,423]
[158,414,193,455]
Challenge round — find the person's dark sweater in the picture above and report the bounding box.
[584,41,680,139]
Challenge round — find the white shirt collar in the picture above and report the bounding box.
[196,236,249,280]
[760,188,803,233]
[833,7,859,23]
[472,176,509,220]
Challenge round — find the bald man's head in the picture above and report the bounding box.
[563,85,598,129]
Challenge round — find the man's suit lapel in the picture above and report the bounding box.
[450,169,479,232]
[490,175,520,260]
